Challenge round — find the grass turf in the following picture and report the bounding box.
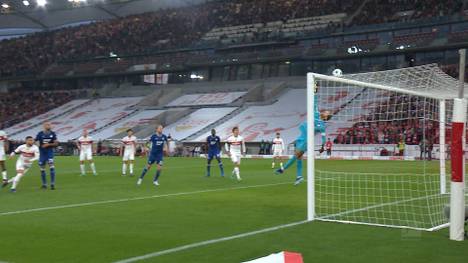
[0,156,466,263]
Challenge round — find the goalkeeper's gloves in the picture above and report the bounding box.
[319,145,325,153]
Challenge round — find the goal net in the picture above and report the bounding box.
[307,64,466,231]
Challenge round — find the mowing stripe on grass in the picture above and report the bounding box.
[0,182,291,217]
[112,220,309,263]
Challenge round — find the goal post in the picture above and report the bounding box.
[306,64,464,231]
[450,48,467,241]
[306,72,315,221]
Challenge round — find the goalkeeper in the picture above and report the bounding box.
[276,83,328,185]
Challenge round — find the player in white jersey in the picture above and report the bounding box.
[2,136,39,192]
[121,129,137,176]
[225,127,246,181]
[0,129,9,183]
[271,132,285,170]
[76,129,97,176]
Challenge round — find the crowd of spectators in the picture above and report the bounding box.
[0,90,79,128]
[353,0,464,26]
[334,95,438,145]
[2,0,461,78]
[0,0,362,78]
[334,119,436,145]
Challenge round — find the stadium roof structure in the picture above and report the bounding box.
[0,0,206,31]
[313,64,468,100]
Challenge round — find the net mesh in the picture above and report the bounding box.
[310,64,464,230]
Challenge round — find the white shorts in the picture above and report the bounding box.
[0,150,5,161]
[230,154,242,164]
[80,150,93,161]
[16,159,31,173]
[123,151,135,161]
[273,150,283,157]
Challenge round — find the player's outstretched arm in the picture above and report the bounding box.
[9,146,21,159]
[31,147,40,162]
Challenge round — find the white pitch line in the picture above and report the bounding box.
[0,182,291,217]
[112,220,308,263]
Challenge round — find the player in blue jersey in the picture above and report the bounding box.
[137,125,168,186]
[276,83,329,185]
[205,129,224,177]
[35,122,59,190]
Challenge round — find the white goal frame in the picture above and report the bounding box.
[305,70,461,231]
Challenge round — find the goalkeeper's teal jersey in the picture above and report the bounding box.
[297,95,326,146]
[314,94,320,123]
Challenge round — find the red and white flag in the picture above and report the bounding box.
[243,251,303,263]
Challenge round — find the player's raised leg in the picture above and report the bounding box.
[0,160,6,183]
[138,163,152,185]
[9,169,25,193]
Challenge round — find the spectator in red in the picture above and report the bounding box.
[325,138,333,156]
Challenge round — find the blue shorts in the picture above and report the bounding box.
[148,154,163,166]
[38,151,54,166]
[207,151,221,160]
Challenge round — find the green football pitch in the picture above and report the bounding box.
[0,156,467,263]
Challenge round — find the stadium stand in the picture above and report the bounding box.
[203,13,347,42]
[166,92,246,107]
[352,0,463,26]
[10,97,143,141]
[5,99,90,135]
[91,110,166,140]
[0,90,83,128]
[163,107,237,140]
[192,89,306,143]
[0,0,366,78]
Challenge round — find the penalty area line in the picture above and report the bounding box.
[112,220,308,263]
[0,182,291,217]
